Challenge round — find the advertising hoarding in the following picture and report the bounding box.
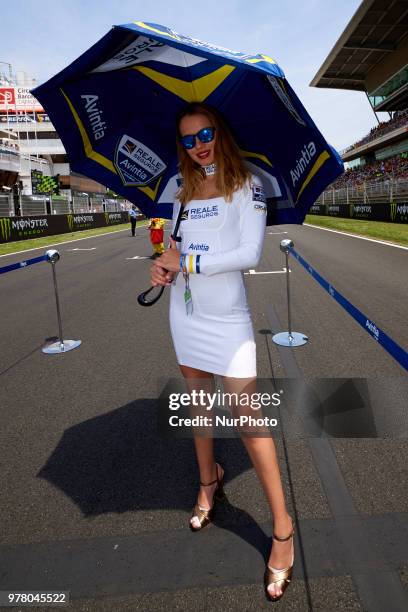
[0,87,44,113]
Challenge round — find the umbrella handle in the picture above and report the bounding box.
[137,285,165,306]
[137,211,183,307]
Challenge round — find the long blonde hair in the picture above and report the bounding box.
[176,102,250,205]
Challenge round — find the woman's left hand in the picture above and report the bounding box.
[156,237,180,272]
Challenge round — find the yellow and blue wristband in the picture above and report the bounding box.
[179,253,201,273]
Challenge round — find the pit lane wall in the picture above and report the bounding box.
[0,212,138,243]
[308,202,408,223]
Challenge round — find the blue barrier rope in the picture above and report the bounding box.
[290,248,408,372]
[0,254,47,275]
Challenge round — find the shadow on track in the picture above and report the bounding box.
[37,398,273,563]
[0,337,59,377]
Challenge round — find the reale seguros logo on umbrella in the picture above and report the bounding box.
[115,135,166,187]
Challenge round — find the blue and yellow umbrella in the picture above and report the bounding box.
[32,21,343,223]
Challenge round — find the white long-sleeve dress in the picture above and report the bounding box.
[169,174,267,377]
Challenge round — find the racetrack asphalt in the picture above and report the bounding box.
[0,222,407,611]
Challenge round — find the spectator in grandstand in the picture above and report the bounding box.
[330,154,408,189]
[346,110,408,151]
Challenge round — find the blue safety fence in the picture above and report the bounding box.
[290,248,408,372]
[0,254,47,275]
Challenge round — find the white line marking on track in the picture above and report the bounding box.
[245,268,289,275]
[126,256,151,260]
[304,223,408,250]
[67,247,97,251]
[268,231,288,235]
[0,228,130,258]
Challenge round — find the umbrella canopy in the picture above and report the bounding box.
[32,21,343,223]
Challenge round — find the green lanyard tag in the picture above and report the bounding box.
[181,253,193,315]
[184,287,193,315]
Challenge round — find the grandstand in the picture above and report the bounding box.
[0,70,134,217]
[310,0,408,219]
[0,71,118,217]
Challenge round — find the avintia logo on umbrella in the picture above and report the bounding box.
[115,135,167,186]
[290,142,317,187]
[81,95,106,140]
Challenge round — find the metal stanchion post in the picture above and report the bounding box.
[272,239,308,347]
[42,249,82,354]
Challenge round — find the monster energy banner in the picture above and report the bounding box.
[309,204,326,215]
[0,212,129,243]
[308,202,408,223]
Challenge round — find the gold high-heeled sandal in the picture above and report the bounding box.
[190,463,224,532]
[265,522,295,602]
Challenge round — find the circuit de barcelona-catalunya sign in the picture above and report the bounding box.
[0,212,131,243]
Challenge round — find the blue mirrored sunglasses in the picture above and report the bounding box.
[180,127,216,150]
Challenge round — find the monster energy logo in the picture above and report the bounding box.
[354,205,371,215]
[0,217,11,241]
[67,214,74,231]
[107,213,122,223]
[74,215,93,223]
[394,203,408,221]
[390,201,397,221]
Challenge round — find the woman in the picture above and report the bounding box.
[150,102,294,602]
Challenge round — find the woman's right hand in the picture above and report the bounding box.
[150,263,176,286]
[150,236,179,286]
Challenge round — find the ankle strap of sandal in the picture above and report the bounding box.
[273,527,294,542]
[200,464,220,487]
[200,478,217,486]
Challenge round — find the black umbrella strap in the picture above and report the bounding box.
[171,203,184,242]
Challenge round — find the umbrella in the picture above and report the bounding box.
[32,21,343,225]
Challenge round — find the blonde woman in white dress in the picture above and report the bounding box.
[151,102,295,602]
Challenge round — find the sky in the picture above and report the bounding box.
[0,0,389,152]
